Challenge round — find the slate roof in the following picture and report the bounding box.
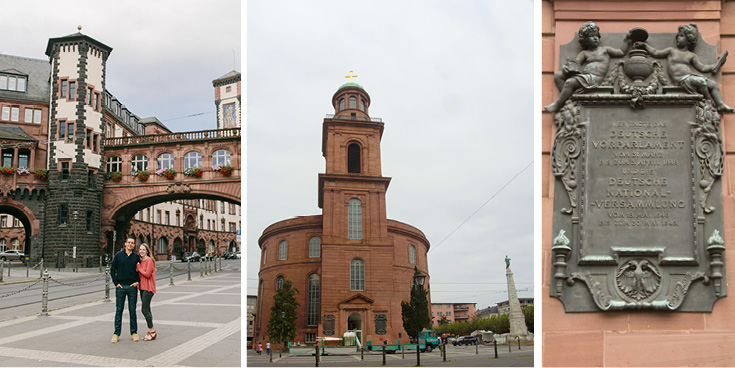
[212,70,240,84]
[139,117,171,133]
[0,125,38,142]
[0,54,50,103]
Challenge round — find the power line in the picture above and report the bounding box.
[429,160,533,253]
[162,111,214,122]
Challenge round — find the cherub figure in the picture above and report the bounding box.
[545,22,628,112]
[635,23,732,112]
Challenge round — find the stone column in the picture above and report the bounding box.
[506,267,528,337]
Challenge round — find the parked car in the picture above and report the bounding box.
[182,252,201,262]
[0,250,25,262]
[452,336,477,346]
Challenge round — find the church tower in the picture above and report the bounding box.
[44,29,111,266]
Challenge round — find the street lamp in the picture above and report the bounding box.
[413,269,426,367]
[280,311,285,358]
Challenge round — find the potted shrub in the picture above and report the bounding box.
[105,171,123,182]
[33,168,48,181]
[156,168,176,180]
[0,166,15,175]
[184,167,203,178]
[135,170,150,182]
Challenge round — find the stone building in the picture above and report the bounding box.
[542,1,735,365]
[255,81,430,347]
[0,30,240,265]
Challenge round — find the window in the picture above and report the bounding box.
[262,247,266,265]
[157,153,174,170]
[93,133,99,153]
[309,237,320,258]
[1,107,8,121]
[69,81,76,100]
[58,121,66,140]
[176,213,180,226]
[276,276,284,290]
[66,122,75,143]
[87,171,95,189]
[226,86,232,92]
[212,149,231,166]
[409,244,416,264]
[349,96,357,109]
[348,198,362,239]
[347,143,361,173]
[1,149,12,167]
[447,312,451,317]
[339,98,345,110]
[61,161,70,180]
[1,216,6,228]
[158,237,168,254]
[165,211,170,225]
[230,222,236,232]
[184,151,202,169]
[13,218,19,227]
[0,74,26,92]
[86,210,93,232]
[278,240,287,260]
[59,204,68,225]
[131,155,148,172]
[11,239,18,250]
[307,274,320,326]
[24,108,42,123]
[438,312,442,316]
[156,210,161,224]
[93,93,99,111]
[350,259,365,291]
[34,109,41,124]
[106,157,122,173]
[0,239,5,252]
[360,99,365,111]
[17,149,29,169]
[87,87,93,105]
[10,107,19,122]
[305,333,316,344]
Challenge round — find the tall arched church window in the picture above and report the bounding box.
[350,259,365,291]
[347,143,361,173]
[309,237,321,258]
[348,198,362,239]
[279,240,287,260]
[276,275,284,290]
[409,244,416,264]
[307,274,320,326]
[339,98,345,111]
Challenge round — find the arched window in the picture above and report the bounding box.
[157,153,174,170]
[208,240,214,253]
[276,275,284,290]
[347,143,361,173]
[350,259,365,291]
[212,149,231,167]
[106,156,122,173]
[309,237,321,258]
[349,96,357,109]
[307,274,320,326]
[184,151,202,169]
[360,99,366,111]
[409,244,416,264]
[339,98,345,111]
[278,240,287,260]
[131,155,148,172]
[0,239,6,251]
[158,237,168,254]
[262,246,266,265]
[348,198,362,239]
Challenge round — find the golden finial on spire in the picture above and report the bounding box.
[345,70,358,83]
[77,25,82,32]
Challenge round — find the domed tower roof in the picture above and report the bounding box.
[331,71,371,119]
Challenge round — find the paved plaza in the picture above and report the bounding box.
[0,260,241,367]
[246,343,534,367]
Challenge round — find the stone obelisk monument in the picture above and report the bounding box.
[505,255,529,337]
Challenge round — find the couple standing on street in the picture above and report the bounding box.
[110,238,157,343]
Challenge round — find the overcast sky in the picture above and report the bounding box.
[0,0,241,133]
[247,0,534,311]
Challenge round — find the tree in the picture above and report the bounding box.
[438,315,449,325]
[266,279,300,348]
[523,304,534,333]
[401,268,431,340]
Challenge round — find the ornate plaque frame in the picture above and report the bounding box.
[550,29,727,312]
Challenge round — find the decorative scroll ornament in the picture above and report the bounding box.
[691,100,724,213]
[615,259,661,301]
[551,102,585,214]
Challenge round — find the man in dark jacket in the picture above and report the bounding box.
[110,237,141,343]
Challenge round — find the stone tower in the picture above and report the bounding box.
[44,29,111,266]
[213,71,241,129]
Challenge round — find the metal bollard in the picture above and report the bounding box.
[518,337,521,350]
[99,256,102,272]
[40,259,43,279]
[476,340,479,354]
[269,346,272,363]
[41,269,49,316]
[315,345,319,367]
[402,345,405,359]
[187,261,191,281]
[508,339,511,353]
[199,259,203,277]
[494,340,498,358]
[0,261,3,283]
[214,256,218,272]
[443,340,447,362]
[382,345,386,366]
[361,346,364,360]
[169,260,174,286]
[26,259,29,277]
[6,260,9,277]
[104,265,111,302]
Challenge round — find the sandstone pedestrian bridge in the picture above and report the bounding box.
[101,127,241,250]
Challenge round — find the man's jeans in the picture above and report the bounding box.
[114,285,138,336]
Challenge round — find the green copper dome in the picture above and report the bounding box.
[337,82,365,91]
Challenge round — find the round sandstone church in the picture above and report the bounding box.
[255,81,430,347]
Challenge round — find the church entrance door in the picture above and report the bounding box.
[347,313,362,346]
